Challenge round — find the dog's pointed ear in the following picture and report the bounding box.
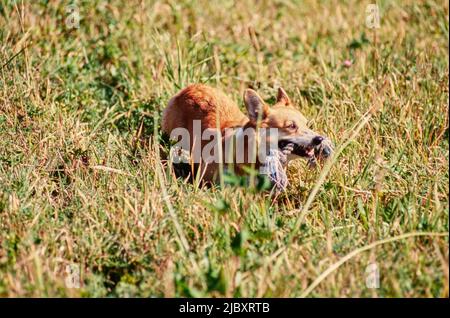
[277,87,291,106]
[244,89,269,123]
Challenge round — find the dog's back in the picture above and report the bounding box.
[162,84,248,136]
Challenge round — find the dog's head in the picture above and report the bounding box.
[244,87,333,163]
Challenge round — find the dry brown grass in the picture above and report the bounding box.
[0,0,448,297]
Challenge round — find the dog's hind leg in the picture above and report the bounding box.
[169,146,195,182]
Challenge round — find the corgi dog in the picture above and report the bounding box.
[161,84,332,187]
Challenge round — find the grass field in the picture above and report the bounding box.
[0,0,448,297]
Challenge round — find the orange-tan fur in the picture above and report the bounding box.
[162,84,248,134]
[162,84,330,184]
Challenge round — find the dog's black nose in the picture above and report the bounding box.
[312,136,324,146]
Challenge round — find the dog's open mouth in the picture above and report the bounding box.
[278,139,333,161]
[278,140,314,158]
[293,144,315,158]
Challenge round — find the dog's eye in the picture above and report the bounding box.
[287,122,297,130]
